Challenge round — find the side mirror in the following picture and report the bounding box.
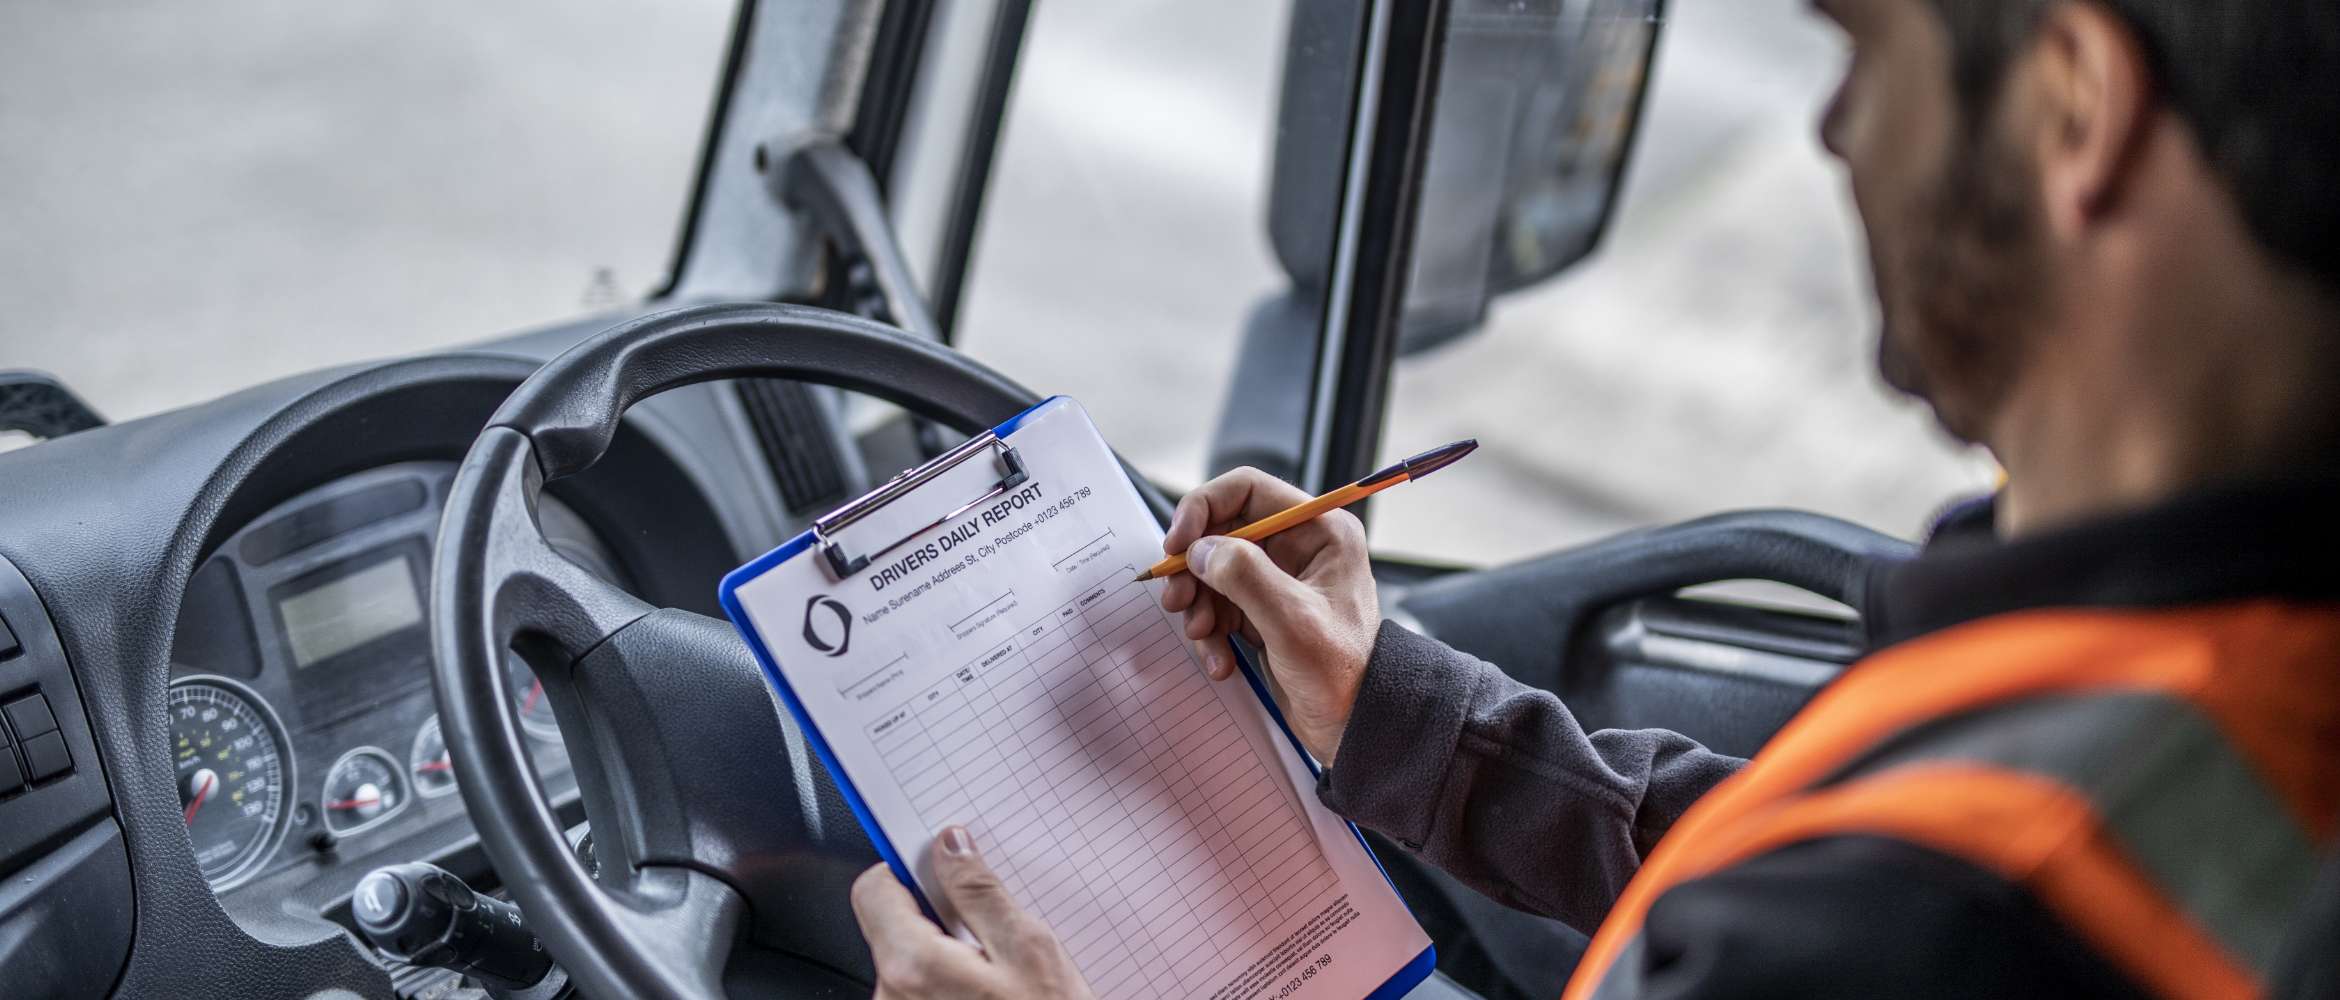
[1212,0,1666,480]
[1404,0,1664,347]
[1264,0,1664,354]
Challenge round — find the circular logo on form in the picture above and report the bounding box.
[803,595,852,657]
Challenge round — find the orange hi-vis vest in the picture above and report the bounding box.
[1564,601,2340,1000]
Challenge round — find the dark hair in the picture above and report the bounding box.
[1935,0,2340,290]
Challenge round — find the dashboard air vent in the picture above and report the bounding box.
[735,380,849,517]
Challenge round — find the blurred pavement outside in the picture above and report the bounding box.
[0,0,732,419]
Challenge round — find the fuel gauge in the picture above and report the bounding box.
[409,717,457,798]
[321,747,410,836]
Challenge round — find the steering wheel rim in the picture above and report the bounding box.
[431,302,1075,999]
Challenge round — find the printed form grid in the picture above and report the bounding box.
[866,571,1338,998]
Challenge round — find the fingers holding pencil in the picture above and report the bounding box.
[1154,467,1359,664]
[1157,469,1316,602]
[1148,445,1472,729]
[1158,470,1304,679]
[1150,467,1384,762]
[1140,440,1476,584]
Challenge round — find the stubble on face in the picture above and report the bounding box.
[1825,0,2059,450]
[1874,98,2054,447]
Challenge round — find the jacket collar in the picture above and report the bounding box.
[1864,477,2340,650]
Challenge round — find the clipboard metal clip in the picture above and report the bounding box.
[812,432,1029,580]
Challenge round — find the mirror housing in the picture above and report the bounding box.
[1405,0,1665,346]
[1212,0,1666,481]
[1265,0,1663,354]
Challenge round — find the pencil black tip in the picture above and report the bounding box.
[1401,439,1479,481]
[1131,570,1154,583]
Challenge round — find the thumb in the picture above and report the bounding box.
[932,827,1038,958]
[1186,536,1312,637]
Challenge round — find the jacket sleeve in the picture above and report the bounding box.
[1316,621,1745,934]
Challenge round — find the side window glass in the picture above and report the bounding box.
[1370,0,1996,563]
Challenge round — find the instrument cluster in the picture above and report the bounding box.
[167,461,621,894]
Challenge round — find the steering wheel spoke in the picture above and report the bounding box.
[575,865,746,1000]
[563,609,880,969]
[456,427,657,661]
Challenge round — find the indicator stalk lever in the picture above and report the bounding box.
[353,862,567,998]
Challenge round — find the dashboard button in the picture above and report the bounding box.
[0,747,24,795]
[23,731,69,782]
[3,692,57,737]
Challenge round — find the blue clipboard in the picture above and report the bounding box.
[718,396,1436,1000]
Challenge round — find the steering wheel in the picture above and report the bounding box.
[430,302,1086,998]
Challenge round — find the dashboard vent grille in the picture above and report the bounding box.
[736,380,849,516]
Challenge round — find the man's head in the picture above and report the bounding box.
[1812,0,2340,523]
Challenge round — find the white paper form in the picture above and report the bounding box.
[725,399,1431,1000]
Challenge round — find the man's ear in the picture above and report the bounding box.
[2028,0,2157,239]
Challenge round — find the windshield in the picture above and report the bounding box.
[0,0,733,421]
[949,0,1295,493]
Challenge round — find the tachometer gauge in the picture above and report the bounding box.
[170,675,293,891]
[321,747,409,836]
[505,653,560,740]
[409,716,456,798]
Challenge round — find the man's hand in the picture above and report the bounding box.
[1157,467,1379,764]
[851,827,1094,1000]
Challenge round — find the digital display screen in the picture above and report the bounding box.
[278,558,423,669]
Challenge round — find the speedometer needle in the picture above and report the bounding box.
[327,796,381,810]
[184,770,217,824]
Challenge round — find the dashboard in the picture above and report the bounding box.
[165,461,614,899]
[0,332,868,999]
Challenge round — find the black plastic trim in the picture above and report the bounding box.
[0,554,114,872]
[240,477,430,566]
[735,380,851,516]
[1617,594,1862,666]
[1394,511,1904,759]
[654,0,762,301]
[1305,0,1452,500]
[931,0,1035,340]
[846,0,939,192]
[0,819,133,1000]
[1396,509,1910,686]
[0,370,107,441]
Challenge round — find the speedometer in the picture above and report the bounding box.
[169,675,293,891]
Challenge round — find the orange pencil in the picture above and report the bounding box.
[1135,440,1479,582]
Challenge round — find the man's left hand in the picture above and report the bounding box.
[851,827,1096,1000]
